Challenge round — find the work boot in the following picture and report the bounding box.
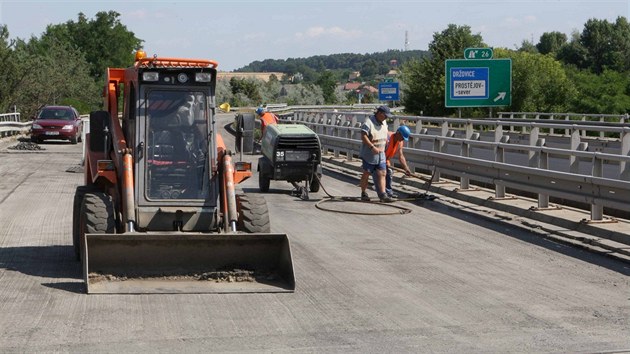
[361,191,370,201]
[379,195,393,203]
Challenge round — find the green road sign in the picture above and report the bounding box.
[445,58,512,108]
[464,47,493,60]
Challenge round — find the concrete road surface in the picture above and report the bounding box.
[0,114,628,353]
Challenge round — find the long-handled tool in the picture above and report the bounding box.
[390,165,438,200]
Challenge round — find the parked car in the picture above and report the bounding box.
[30,105,82,144]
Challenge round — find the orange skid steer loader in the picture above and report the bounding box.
[72,51,294,294]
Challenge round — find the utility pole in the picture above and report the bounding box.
[404,31,409,51]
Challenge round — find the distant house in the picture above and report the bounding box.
[361,85,378,95]
[386,69,399,78]
[343,82,362,91]
[348,71,361,80]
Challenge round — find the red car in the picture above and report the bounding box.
[31,105,83,144]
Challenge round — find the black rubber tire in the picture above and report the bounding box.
[78,191,116,261]
[72,186,97,260]
[70,135,78,144]
[309,174,321,193]
[258,169,270,192]
[236,194,271,233]
[234,131,242,153]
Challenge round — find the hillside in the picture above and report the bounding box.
[235,49,429,77]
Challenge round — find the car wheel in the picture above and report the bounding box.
[70,135,78,144]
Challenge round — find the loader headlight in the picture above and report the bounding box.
[177,73,188,83]
[195,72,212,82]
[143,72,159,81]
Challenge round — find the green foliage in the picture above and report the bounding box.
[536,32,567,54]
[43,11,143,81]
[239,49,428,84]
[495,48,576,112]
[518,40,538,53]
[316,71,337,104]
[228,77,262,107]
[565,67,630,114]
[557,31,590,70]
[401,24,484,116]
[0,25,100,118]
[558,17,630,74]
[282,83,324,105]
[0,25,23,113]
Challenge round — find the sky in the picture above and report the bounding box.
[1,0,629,71]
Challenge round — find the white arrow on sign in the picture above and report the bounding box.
[493,92,506,102]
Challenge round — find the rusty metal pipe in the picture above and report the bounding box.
[222,153,238,232]
[122,152,135,232]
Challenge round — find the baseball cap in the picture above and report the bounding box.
[377,105,392,118]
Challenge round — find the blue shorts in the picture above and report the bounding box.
[362,159,387,174]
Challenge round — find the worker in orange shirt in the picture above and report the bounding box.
[256,107,279,138]
[384,125,412,198]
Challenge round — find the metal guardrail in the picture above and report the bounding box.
[498,112,629,124]
[0,113,28,137]
[286,110,630,221]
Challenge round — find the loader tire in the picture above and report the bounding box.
[72,185,97,260]
[236,194,271,233]
[78,192,115,261]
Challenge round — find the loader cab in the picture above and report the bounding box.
[133,67,219,209]
[143,89,210,200]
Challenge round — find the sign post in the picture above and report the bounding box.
[444,58,511,108]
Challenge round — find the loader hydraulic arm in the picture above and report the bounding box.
[105,68,136,232]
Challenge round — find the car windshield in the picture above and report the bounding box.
[39,109,73,120]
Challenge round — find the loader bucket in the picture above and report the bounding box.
[83,233,295,294]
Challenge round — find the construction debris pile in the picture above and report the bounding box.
[8,142,46,151]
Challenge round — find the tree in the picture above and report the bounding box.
[557,31,589,69]
[0,25,22,113]
[316,70,337,104]
[536,32,567,55]
[43,11,143,81]
[496,48,576,113]
[518,40,538,53]
[401,24,484,116]
[282,83,324,105]
[559,17,630,73]
[565,67,630,114]
[228,77,262,106]
[13,37,99,118]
